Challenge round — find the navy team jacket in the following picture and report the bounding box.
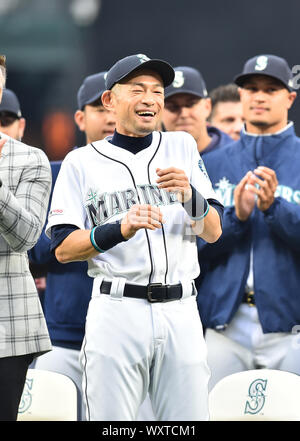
[28,161,93,350]
[197,122,300,333]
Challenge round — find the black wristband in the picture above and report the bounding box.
[181,185,209,220]
[90,221,127,253]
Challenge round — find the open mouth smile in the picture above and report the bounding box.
[136,110,156,119]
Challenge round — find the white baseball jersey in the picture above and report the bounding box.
[46,130,218,421]
[46,130,217,285]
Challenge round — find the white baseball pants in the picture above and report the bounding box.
[205,303,300,391]
[80,278,210,421]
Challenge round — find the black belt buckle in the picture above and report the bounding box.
[246,290,255,307]
[147,283,164,303]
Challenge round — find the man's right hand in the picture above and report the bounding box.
[121,204,165,240]
[234,171,256,221]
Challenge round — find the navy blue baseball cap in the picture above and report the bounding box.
[0,88,22,117]
[234,54,294,91]
[164,66,208,99]
[105,53,175,90]
[77,71,107,110]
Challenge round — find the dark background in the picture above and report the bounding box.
[1,0,299,159]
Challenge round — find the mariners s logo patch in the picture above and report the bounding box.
[255,56,268,71]
[18,378,33,414]
[173,71,185,88]
[244,378,268,415]
[137,54,150,64]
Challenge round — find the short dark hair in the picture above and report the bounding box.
[83,96,103,109]
[208,83,240,121]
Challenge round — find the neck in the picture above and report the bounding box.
[245,119,289,135]
[196,130,212,153]
[109,130,153,153]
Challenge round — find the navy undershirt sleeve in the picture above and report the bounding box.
[50,222,127,254]
[207,198,224,226]
[50,224,79,252]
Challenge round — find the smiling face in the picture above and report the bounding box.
[162,93,211,143]
[102,69,164,137]
[239,75,297,134]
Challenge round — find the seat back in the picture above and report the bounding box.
[17,369,78,421]
[209,369,300,421]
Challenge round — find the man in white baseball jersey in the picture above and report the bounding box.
[46,54,223,421]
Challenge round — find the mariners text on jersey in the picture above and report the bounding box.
[85,184,178,227]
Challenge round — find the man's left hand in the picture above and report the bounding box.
[156,167,192,202]
[247,166,278,212]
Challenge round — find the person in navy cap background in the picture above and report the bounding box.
[162,66,232,157]
[0,88,26,141]
[208,83,245,141]
[74,71,116,144]
[196,53,300,391]
[162,67,232,319]
[28,71,116,420]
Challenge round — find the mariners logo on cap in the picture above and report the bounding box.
[255,55,268,71]
[172,71,185,88]
[137,54,150,64]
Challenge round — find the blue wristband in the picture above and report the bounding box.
[90,221,126,253]
[90,227,105,253]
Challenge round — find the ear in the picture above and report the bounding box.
[287,91,297,110]
[18,117,26,139]
[74,110,85,132]
[203,97,212,119]
[238,87,247,110]
[101,90,114,111]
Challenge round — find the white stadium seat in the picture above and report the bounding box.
[209,369,300,421]
[17,368,78,421]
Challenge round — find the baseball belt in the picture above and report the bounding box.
[100,281,195,303]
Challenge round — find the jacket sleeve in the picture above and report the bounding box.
[197,205,251,259]
[263,196,300,250]
[0,149,52,252]
[27,228,56,265]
